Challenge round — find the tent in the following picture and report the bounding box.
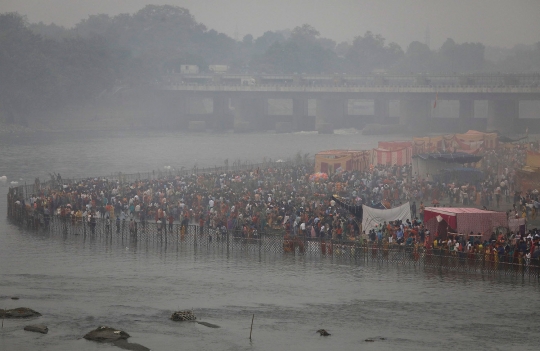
[454,130,498,151]
[362,202,411,233]
[423,207,507,241]
[378,141,413,150]
[526,150,540,168]
[371,147,412,166]
[412,153,483,180]
[413,131,497,155]
[315,150,371,174]
[515,167,540,192]
[513,151,540,192]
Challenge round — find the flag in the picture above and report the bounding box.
[433,92,438,109]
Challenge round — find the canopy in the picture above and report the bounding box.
[415,153,483,163]
[412,153,482,180]
[362,202,411,233]
[515,168,540,192]
[315,150,371,174]
[371,147,411,166]
[424,207,508,240]
[413,131,497,155]
[526,150,540,169]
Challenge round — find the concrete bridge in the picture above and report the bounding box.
[154,74,540,133]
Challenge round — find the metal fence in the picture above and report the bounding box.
[7,205,540,279]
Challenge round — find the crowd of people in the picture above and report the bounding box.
[9,140,540,265]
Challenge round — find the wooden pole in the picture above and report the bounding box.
[249,314,254,340]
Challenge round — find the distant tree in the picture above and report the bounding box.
[252,31,286,55]
[496,42,540,73]
[334,41,350,57]
[29,21,72,41]
[438,38,485,72]
[346,31,404,73]
[393,41,434,73]
[242,34,253,46]
[253,24,339,74]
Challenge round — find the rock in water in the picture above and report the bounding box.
[24,324,48,334]
[196,321,220,328]
[112,339,151,351]
[316,329,331,336]
[83,326,130,342]
[0,307,41,318]
[170,310,196,321]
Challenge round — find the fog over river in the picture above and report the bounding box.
[0,131,538,351]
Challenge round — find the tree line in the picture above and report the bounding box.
[1,4,539,124]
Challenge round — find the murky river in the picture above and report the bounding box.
[0,130,538,351]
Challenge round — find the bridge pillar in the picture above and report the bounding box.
[458,100,474,132]
[374,99,390,124]
[316,98,345,133]
[399,99,431,131]
[487,100,518,133]
[212,95,232,130]
[233,96,268,132]
[292,98,309,131]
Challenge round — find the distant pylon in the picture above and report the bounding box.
[424,26,430,49]
[234,25,239,41]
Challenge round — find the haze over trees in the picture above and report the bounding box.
[1,4,539,124]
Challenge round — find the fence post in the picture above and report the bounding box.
[194,225,197,251]
[227,229,230,255]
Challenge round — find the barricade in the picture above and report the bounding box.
[6,203,540,279]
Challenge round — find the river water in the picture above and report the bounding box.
[0,130,538,351]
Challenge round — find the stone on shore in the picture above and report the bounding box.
[24,324,48,334]
[0,307,41,318]
[83,326,130,342]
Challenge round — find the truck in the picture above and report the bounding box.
[180,65,199,74]
[208,65,229,73]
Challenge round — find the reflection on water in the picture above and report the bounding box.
[0,131,539,351]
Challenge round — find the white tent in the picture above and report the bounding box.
[362,202,411,233]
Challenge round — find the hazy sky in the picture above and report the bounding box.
[1,0,539,49]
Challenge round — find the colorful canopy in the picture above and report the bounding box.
[424,207,507,240]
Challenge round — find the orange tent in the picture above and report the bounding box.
[315,150,371,174]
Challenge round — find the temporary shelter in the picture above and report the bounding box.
[526,150,540,168]
[412,153,483,180]
[362,202,411,233]
[454,130,498,151]
[378,141,413,150]
[413,131,497,155]
[371,147,412,166]
[423,207,508,241]
[514,151,540,192]
[515,168,540,192]
[314,150,371,174]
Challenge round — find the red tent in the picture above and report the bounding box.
[423,207,507,240]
